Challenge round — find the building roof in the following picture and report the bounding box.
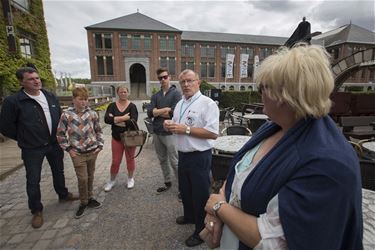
[85,12,181,33]
[313,24,375,47]
[182,31,287,46]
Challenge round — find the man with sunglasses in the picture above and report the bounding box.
[164,69,219,247]
[147,68,181,194]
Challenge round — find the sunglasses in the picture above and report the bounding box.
[158,75,169,81]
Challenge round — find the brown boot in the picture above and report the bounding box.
[31,212,43,228]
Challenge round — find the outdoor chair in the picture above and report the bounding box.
[359,159,375,191]
[143,117,154,143]
[211,153,234,181]
[246,118,268,134]
[221,125,252,136]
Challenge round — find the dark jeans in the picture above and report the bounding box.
[178,150,211,237]
[21,143,69,214]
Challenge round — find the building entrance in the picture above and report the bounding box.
[129,63,147,99]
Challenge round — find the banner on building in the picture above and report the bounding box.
[225,54,235,78]
[240,54,249,78]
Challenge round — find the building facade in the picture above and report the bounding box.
[86,12,375,98]
[0,0,54,98]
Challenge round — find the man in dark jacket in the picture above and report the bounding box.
[0,67,77,229]
[147,68,181,193]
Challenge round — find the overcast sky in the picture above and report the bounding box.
[43,0,375,79]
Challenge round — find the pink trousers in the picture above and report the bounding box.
[110,138,136,175]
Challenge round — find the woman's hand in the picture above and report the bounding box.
[205,193,226,216]
[202,213,223,247]
[122,113,130,121]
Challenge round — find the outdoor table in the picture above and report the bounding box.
[362,141,375,159]
[242,114,269,120]
[362,188,375,248]
[213,135,250,154]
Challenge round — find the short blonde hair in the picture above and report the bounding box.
[72,87,88,99]
[255,44,334,119]
[116,85,129,93]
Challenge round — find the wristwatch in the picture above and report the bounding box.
[213,200,226,217]
[185,126,191,135]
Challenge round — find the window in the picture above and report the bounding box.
[247,64,253,78]
[95,34,102,49]
[19,37,32,58]
[182,44,194,57]
[12,0,29,11]
[160,36,167,51]
[168,57,176,75]
[200,45,215,58]
[240,47,254,59]
[95,33,112,49]
[96,56,113,75]
[144,35,151,50]
[200,63,207,78]
[332,48,339,59]
[208,62,215,77]
[160,57,175,75]
[97,56,105,75]
[221,46,235,58]
[160,35,175,51]
[132,35,141,50]
[260,48,272,59]
[221,63,226,77]
[168,38,175,51]
[106,56,113,75]
[120,34,128,49]
[104,34,112,49]
[181,61,194,71]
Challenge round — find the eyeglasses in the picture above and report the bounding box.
[179,79,197,85]
[158,75,169,81]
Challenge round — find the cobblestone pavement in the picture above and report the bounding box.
[0,102,374,249]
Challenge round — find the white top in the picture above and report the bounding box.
[220,143,286,250]
[172,91,219,152]
[24,90,52,134]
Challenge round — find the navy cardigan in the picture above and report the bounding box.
[225,116,363,250]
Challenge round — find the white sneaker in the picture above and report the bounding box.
[127,178,134,189]
[104,180,116,192]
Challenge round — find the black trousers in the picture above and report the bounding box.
[21,143,69,214]
[178,149,211,236]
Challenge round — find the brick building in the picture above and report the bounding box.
[85,12,375,98]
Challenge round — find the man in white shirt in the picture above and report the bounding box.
[164,69,219,247]
[0,67,78,229]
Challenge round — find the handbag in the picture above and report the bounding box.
[120,119,147,158]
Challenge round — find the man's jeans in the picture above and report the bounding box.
[153,134,178,183]
[22,143,68,214]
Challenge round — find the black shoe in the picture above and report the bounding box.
[185,235,203,247]
[176,216,194,225]
[156,182,171,193]
[75,204,87,219]
[87,198,102,209]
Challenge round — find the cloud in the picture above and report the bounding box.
[43,0,375,78]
